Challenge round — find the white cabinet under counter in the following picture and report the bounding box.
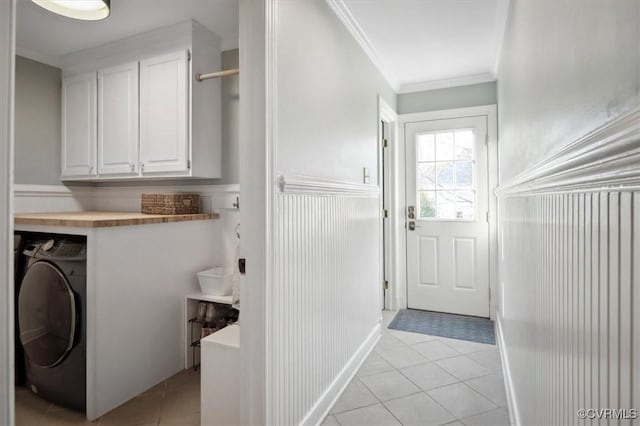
[15,211,219,420]
[60,20,221,182]
[201,324,240,426]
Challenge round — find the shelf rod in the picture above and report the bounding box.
[196,68,240,81]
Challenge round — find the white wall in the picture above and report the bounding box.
[498,0,640,182]
[265,1,396,423]
[276,0,395,184]
[238,0,269,423]
[0,1,15,424]
[496,1,640,424]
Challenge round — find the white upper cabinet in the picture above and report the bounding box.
[62,72,97,177]
[139,51,189,175]
[98,62,139,175]
[60,20,221,181]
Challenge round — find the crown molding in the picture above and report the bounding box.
[326,0,510,94]
[398,73,496,94]
[15,46,61,68]
[325,0,400,92]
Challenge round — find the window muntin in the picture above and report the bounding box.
[417,129,476,220]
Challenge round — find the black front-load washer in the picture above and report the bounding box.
[19,237,87,412]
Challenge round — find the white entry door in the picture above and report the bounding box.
[405,116,489,317]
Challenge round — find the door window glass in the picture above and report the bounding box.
[416,129,476,220]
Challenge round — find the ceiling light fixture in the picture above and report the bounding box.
[32,0,110,21]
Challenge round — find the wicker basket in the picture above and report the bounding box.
[141,193,200,215]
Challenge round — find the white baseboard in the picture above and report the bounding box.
[302,324,381,426]
[496,315,521,426]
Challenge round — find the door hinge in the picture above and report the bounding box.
[486,211,490,222]
[383,138,389,148]
[485,133,488,146]
[384,280,389,290]
[238,258,246,275]
[187,50,192,61]
[383,209,388,218]
[187,159,191,169]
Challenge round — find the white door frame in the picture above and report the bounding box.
[0,0,15,424]
[396,105,499,319]
[377,96,398,311]
[238,0,275,424]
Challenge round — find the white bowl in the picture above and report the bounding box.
[197,267,234,296]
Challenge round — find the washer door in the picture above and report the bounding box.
[19,261,77,368]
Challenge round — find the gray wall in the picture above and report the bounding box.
[276,0,396,183]
[14,55,61,185]
[397,81,497,115]
[498,0,640,182]
[218,48,239,185]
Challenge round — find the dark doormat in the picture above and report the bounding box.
[388,309,496,345]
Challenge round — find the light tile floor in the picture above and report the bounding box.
[15,368,200,426]
[323,310,510,426]
[16,311,509,426]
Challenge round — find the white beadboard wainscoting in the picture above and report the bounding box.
[496,106,640,426]
[269,176,382,426]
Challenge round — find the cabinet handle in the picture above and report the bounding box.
[130,163,135,172]
[141,163,145,172]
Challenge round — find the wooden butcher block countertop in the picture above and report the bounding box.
[14,211,218,228]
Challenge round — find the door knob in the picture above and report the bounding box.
[408,221,416,231]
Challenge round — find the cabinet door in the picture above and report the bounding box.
[98,62,139,175]
[139,51,189,174]
[61,72,97,178]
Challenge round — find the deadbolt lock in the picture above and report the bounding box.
[408,221,416,231]
[407,205,416,219]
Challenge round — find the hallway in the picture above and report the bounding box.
[0,1,638,424]
[323,311,509,426]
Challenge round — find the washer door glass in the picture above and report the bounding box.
[19,261,77,368]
